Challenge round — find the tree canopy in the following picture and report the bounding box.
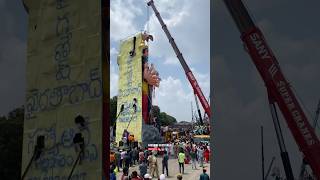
[110,96,118,126]
[158,111,177,126]
[0,106,24,180]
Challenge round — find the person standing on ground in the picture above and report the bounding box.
[120,149,126,169]
[204,147,210,163]
[130,135,135,148]
[110,166,116,180]
[190,148,197,170]
[162,150,169,176]
[128,149,133,167]
[170,142,174,157]
[197,147,204,168]
[147,152,153,170]
[199,168,210,180]
[139,149,145,164]
[132,147,138,165]
[194,144,198,161]
[121,166,129,180]
[115,149,121,171]
[174,143,179,158]
[150,152,159,178]
[110,152,116,167]
[185,143,191,164]
[123,129,130,146]
[178,149,185,174]
[139,160,148,178]
[124,151,131,169]
[144,148,149,164]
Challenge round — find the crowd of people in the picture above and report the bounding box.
[192,125,210,135]
[110,137,210,180]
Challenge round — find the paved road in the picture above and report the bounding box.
[116,157,210,180]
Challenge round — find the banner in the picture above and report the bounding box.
[116,33,145,143]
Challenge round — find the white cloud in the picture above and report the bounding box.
[155,76,193,122]
[110,47,118,56]
[110,0,142,41]
[110,61,119,97]
[158,76,192,101]
[155,67,210,122]
[146,0,210,67]
[163,56,179,65]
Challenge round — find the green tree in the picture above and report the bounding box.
[0,106,24,180]
[110,96,117,126]
[158,112,177,126]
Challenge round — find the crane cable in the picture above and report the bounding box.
[147,2,150,34]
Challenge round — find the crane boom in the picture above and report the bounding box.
[147,0,211,118]
[223,0,320,178]
[299,99,320,179]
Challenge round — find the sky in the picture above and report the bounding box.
[0,0,27,116]
[213,0,320,179]
[110,0,210,122]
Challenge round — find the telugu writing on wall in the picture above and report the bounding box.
[22,0,102,179]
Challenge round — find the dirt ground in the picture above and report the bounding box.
[115,157,211,180]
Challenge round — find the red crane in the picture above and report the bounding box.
[147,0,211,122]
[223,0,320,179]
